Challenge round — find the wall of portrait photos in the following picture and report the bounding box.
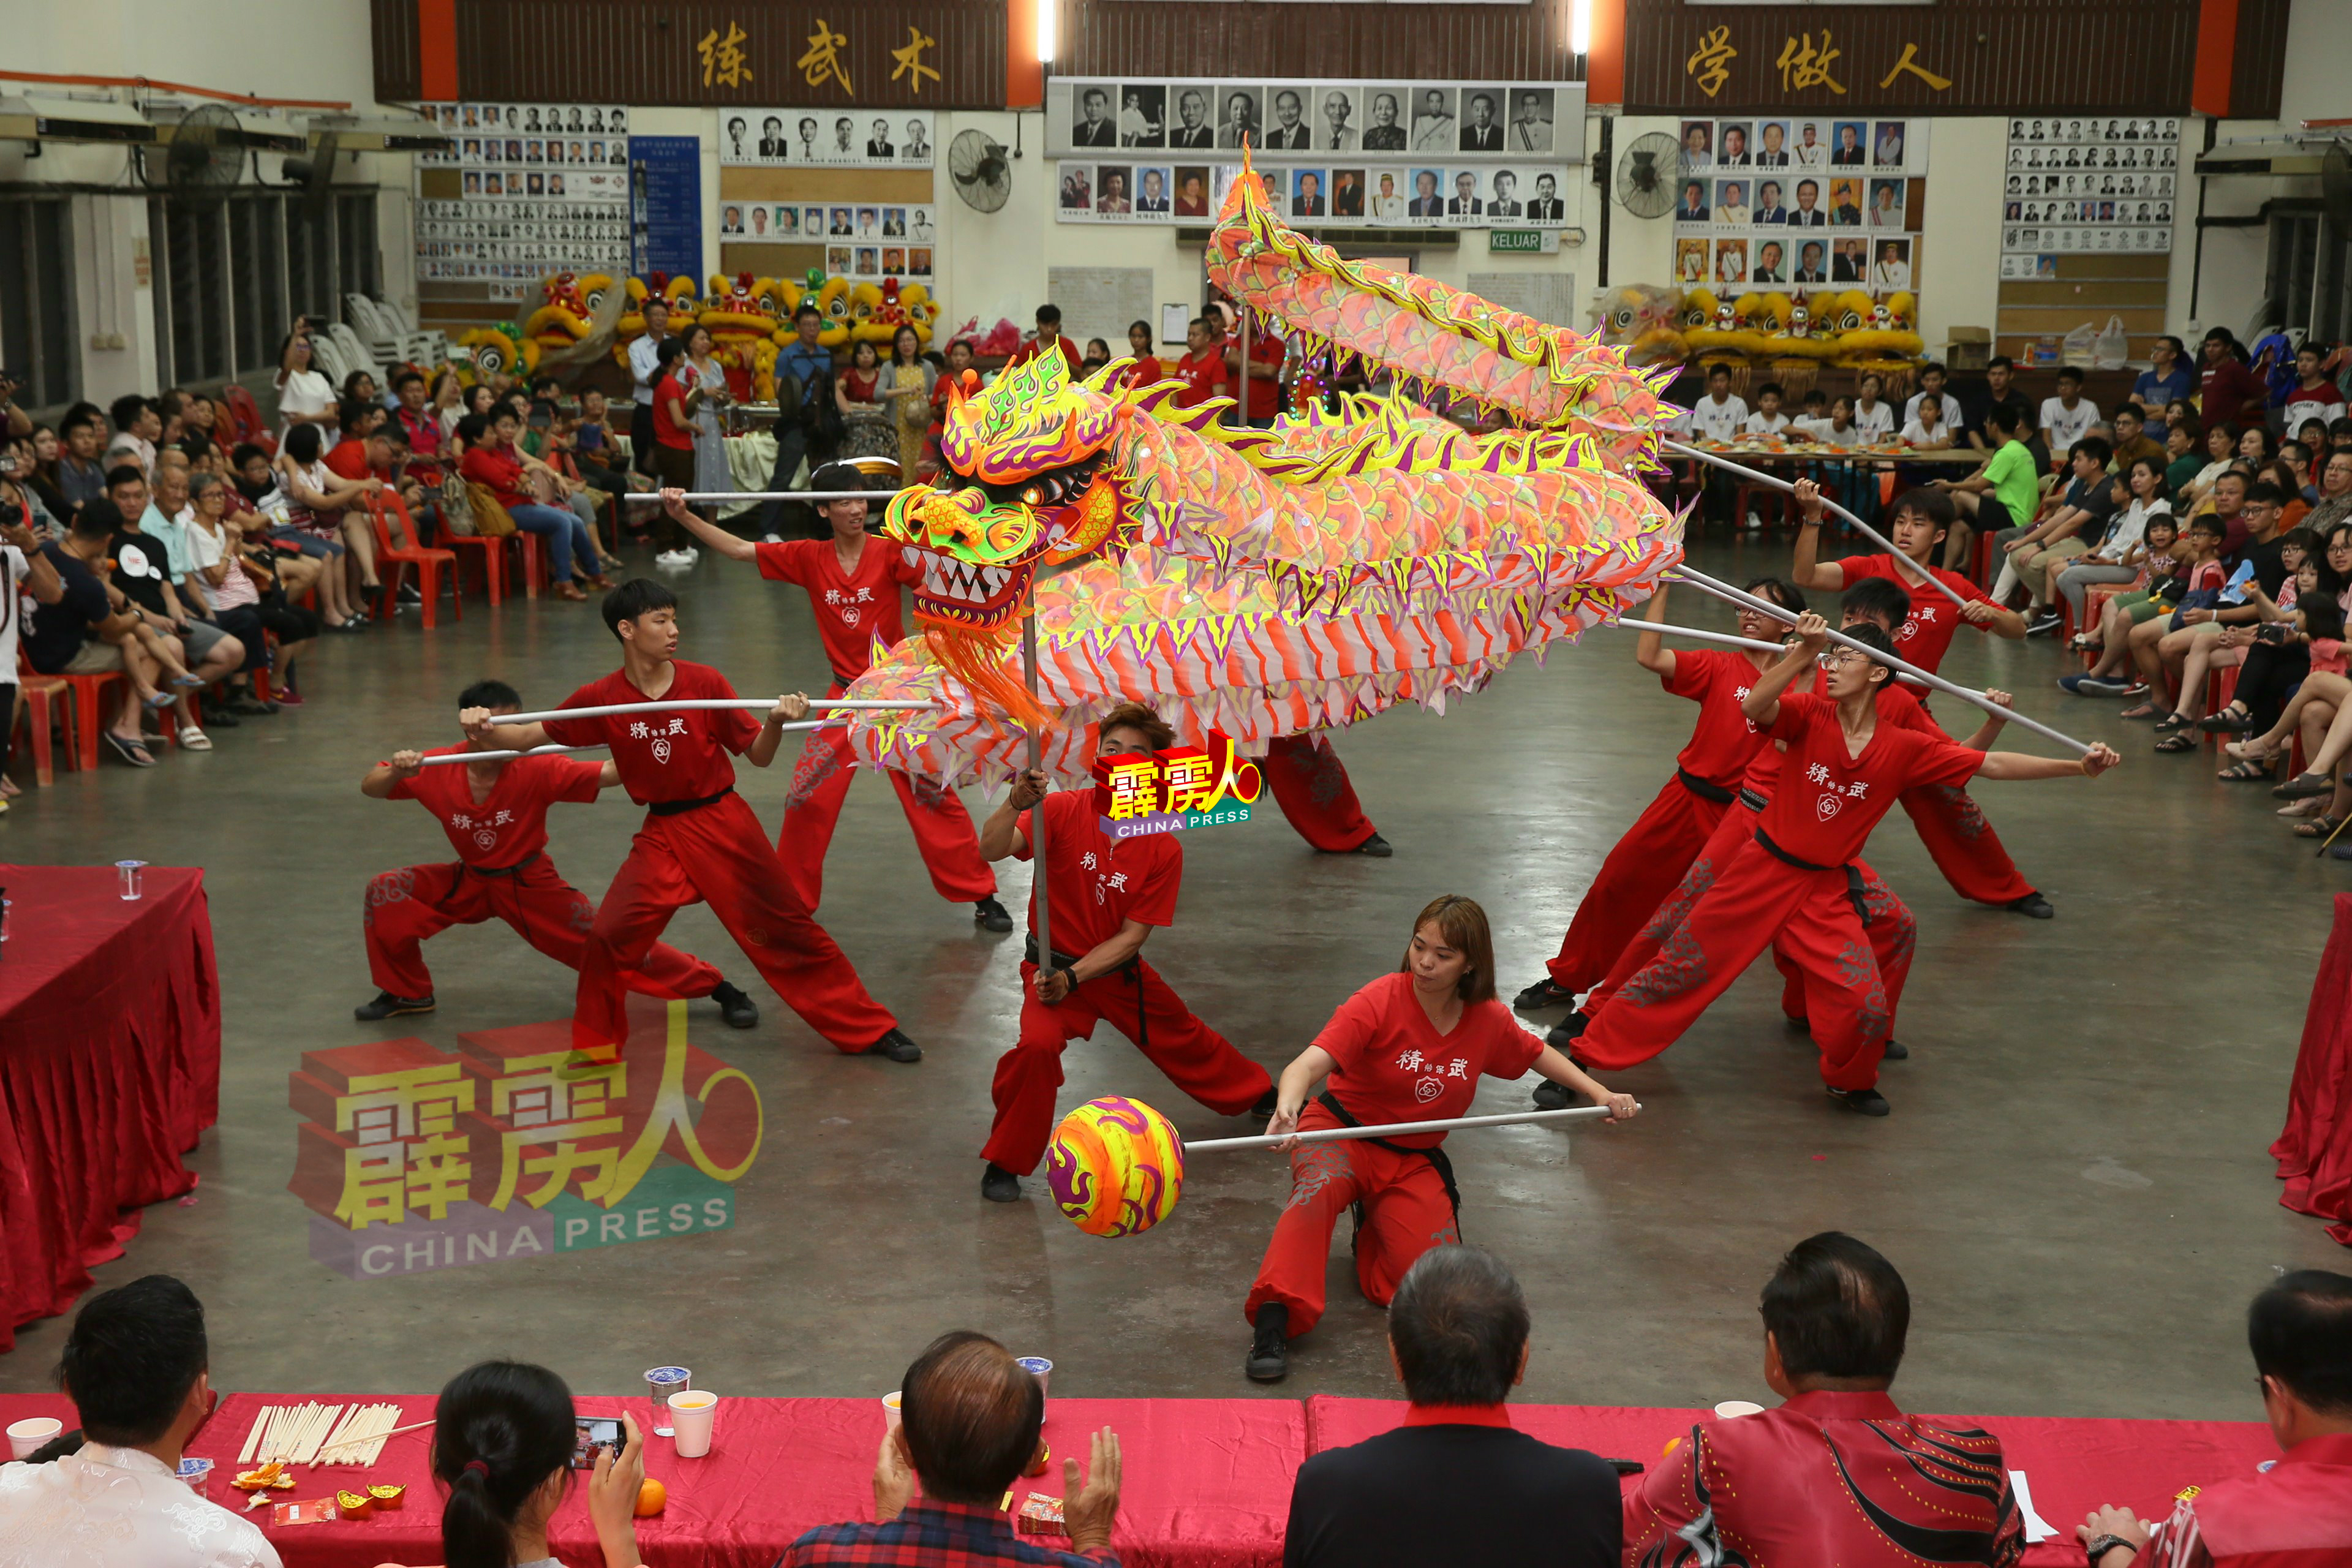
[715,110,937,170]
[718,202,939,282]
[1043,77,1586,162]
[414,102,632,290]
[1670,114,1929,300]
[1051,159,1576,228]
[1998,114,2180,274]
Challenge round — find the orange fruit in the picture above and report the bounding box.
[635,1478,666,1517]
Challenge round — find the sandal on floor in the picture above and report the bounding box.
[2282,796,2326,818]
[2153,712,2192,733]
[2226,737,2283,761]
[100,731,156,768]
[2279,771,2339,799]
[2154,731,2198,752]
[141,688,180,710]
[2295,814,2344,839]
[2217,758,2274,781]
[2119,701,2163,720]
[176,725,213,752]
[2198,707,2255,733]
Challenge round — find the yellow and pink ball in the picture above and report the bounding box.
[1046,1097,1186,1237]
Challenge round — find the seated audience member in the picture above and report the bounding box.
[2108,404,2165,474]
[180,473,295,715]
[326,404,423,604]
[23,502,190,766]
[1991,435,2117,632]
[2179,424,2242,514]
[784,1332,1121,1567]
[391,369,448,484]
[56,410,110,510]
[2052,457,2171,631]
[106,465,242,750]
[1626,1232,2024,1567]
[2063,513,2184,696]
[1937,402,2043,565]
[2311,449,2352,536]
[1283,1247,1619,1568]
[0,1274,281,1567]
[2039,367,2098,461]
[432,1361,646,1568]
[270,423,375,630]
[21,424,72,524]
[2162,419,2206,498]
[2078,1270,2352,1568]
[457,407,608,600]
[105,394,161,480]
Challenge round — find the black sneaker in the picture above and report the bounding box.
[2025,612,2062,637]
[355,991,435,1021]
[709,981,758,1029]
[1245,1303,1289,1382]
[397,581,424,606]
[1352,833,1393,858]
[1881,1039,1909,1061]
[981,1163,1023,1202]
[863,1027,922,1063]
[1531,1079,1583,1111]
[1827,1086,1891,1117]
[205,709,240,728]
[2004,892,2055,919]
[1250,1088,1280,1120]
[973,895,1014,933]
[1513,976,1577,1011]
[1545,1011,1590,1050]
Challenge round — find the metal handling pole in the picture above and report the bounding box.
[1186,1103,1621,1154]
[1023,603,1050,971]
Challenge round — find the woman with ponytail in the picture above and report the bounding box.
[433,1360,646,1568]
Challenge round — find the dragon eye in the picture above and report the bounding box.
[1021,486,1044,505]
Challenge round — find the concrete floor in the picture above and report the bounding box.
[2,531,2344,1423]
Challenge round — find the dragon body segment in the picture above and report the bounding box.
[843,162,1682,785]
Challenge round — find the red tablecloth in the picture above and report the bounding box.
[0,865,220,1348]
[157,1392,1298,1568]
[1306,1396,2277,1566]
[2274,891,2352,1243]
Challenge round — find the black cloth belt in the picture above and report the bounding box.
[1024,933,1147,1052]
[646,787,734,817]
[462,850,542,878]
[1675,767,1735,805]
[1737,787,1771,812]
[1315,1089,1463,1235]
[1752,826,1869,926]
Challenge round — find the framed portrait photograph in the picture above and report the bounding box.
[1216,86,1262,151]
[1456,87,1506,152]
[1058,166,1093,214]
[1752,236,1788,284]
[1072,83,1118,147]
[1711,177,1749,225]
[1135,165,1172,214]
[1409,87,1458,154]
[1675,236,1709,284]
[1406,166,1446,219]
[1360,86,1411,152]
[1504,88,1554,154]
[1262,85,1316,151]
[1831,121,1866,166]
[1307,86,1364,153]
[1752,120,1792,168]
[1167,85,1216,149]
[1174,165,1212,217]
[1291,167,1329,217]
[1713,237,1748,287]
[1096,164,1135,216]
[1716,121,1752,167]
[1872,121,1907,168]
[1679,119,1714,170]
[1119,84,1167,148]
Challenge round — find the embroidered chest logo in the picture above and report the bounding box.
[630,716,690,763]
[1076,849,1127,906]
[450,809,515,849]
[823,585,876,628]
[1807,763,1868,820]
[1393,1049,1469,1103]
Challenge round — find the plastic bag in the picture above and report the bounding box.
[2062,321,2098,365]
[2092,315,2130,370]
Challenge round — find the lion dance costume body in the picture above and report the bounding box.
[835,162,1685,786]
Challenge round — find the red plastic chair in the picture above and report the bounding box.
[220,385,277,455]
[363,492,457,628]
[19,650,123,772]
[10,673,61,786]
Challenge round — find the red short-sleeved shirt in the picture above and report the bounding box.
[325,439,376,484]
[1231,333,1284,420]
[1014,790,1182,955]
[1743,673,1937,797]
[387,746,605,869]
[1008,336,1085,377]
[1833,554,1996,676]
[1125,355,1164,390]
[1757,691,1982,864]
[754,535,917,685]
[540,662,759,804]
[459,443,529,509]
[1314,971,1545,1148]
[1665,648,1774,786]
[1172,348,1229,408]
[651,372,695,450]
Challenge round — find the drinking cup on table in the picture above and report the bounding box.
[1713,1400,1765,1420]
[116,861,147,901]
[1016,1356,1052,1403]
[669,1390,718,1457]
[6,1417,61,1460]
[646,1366,691,1437]
[881,1390,902,1431]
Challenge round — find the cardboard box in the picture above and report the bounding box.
[1945,326,1992,371]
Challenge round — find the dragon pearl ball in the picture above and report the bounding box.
[1046,1096,1187,1237]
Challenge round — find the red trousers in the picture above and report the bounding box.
[777,722,996,911]
[1262,733,1380,852]
[1899,782,2035,906]
[575,792,895,1054]
[1583,801,1915,1034]
[1245,1102,1457,1336]
[364,857,722,1001]
[982,958,1272,1174]
[1547,772,1730,993]
[1578,834,1900,1091]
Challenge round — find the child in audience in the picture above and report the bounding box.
[2116,515,2227,718]
[2062,514,2184,692]
[1852,372,1894,443]
[1744,383,1791,437]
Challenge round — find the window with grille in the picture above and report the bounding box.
[0,197,79,412]
[146,189,385,386]
[2266,206,2352,345]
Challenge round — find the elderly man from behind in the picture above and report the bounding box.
[1282,1247,1619,1568]
[2077,1270,2352,1568]
[783,1331,1121,1567]
[1625,1232,2025,1567]
[0,1275,281,1567]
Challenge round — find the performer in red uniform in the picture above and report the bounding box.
[464,580,918,1063]
[1537,582,2020,1081]
[974,702,1277,1202]
[655,479,1010,929]
[356,679,757,1027]
[1576,612,2116,1115]
[1626,1231,2026,1567]
[1260,732,1392,856]
[1242,894,1636,1382]
[1791,483,2052,917]
[1514,579,1804,1012]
